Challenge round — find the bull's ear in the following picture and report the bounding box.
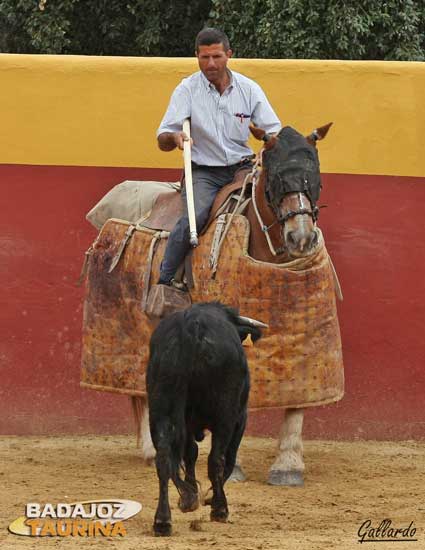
[306,122,333,146]
[242,333,254,347]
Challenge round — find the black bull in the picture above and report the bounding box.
[146,302,262,536]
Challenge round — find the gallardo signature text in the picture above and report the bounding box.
[358,519,417,543]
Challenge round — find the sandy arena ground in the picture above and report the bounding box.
[0,435,423,550]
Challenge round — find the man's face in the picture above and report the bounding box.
[196,43,232,85]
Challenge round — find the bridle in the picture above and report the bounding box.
[273,191,319,225]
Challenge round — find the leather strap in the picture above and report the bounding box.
[108,225,138,273]
[141,232,163,312]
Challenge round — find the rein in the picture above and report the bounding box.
[251,166,281,257]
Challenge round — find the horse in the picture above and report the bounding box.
[136,122,334,487]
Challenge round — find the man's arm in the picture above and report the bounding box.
[157,83,191,151]
[251,83,281,134]
[157,131,192,151]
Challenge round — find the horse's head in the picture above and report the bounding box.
[250,123,332,258]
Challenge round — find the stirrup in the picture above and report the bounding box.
[170,278,188,292]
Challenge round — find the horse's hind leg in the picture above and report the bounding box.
[268,408,305,486]
[177,433,199,513]
[141,405,156,464]
[131,396,156,464]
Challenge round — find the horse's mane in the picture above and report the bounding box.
[263,126,322,207]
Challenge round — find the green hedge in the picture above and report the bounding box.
[209,0,425,60]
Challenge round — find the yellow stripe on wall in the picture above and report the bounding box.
[1,54,424,177]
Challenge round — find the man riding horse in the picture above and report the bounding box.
[80,28,343,488]
[156,27,281,289]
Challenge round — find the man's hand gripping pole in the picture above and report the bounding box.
[183,119,198,247]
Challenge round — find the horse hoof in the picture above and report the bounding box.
[267,470,304,487]
[153,521,172,536]
[141,447,156,466]
[178,492,199,513]
[210,509,228,523]
[228,464,247,482]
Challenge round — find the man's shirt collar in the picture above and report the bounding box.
[200,69,235,94]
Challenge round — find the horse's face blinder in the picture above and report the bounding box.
[264,172,320,227]
[261,129,322,227]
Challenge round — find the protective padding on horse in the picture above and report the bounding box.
[81,216,344,409]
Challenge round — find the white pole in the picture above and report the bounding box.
[182,119,198,247]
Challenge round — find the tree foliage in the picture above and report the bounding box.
[208,0,425,60]
[0,0,424,60]
[0,0,211,55]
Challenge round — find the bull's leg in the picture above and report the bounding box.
[153,447,173,536]
[208,431,230,522]
[177,434,199,513]
[268,407,305,486]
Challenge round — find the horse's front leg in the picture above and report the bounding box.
[227,459,247,482]
[268,407,305,486]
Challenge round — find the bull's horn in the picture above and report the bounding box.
[238,315,269,329]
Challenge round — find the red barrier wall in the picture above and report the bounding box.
[2,55,424,439]
[2,164,424,439]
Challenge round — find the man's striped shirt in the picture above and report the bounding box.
[157,70,281,166]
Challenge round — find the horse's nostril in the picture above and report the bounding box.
[287,231,297,247]
[310,231,318,248]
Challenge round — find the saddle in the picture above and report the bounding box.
[140,190,183,232]
[140,167,251,233]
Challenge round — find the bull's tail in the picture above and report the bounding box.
[153,413,186,485]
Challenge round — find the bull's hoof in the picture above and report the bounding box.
[267,470,304,487]
[153,521,172,537]
[178,492,199,513]
[210,508,228,523]
[228,464,247,482]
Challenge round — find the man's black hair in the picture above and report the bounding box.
[195,28,231,52]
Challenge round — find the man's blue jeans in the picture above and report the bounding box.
[159,163,245,283]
